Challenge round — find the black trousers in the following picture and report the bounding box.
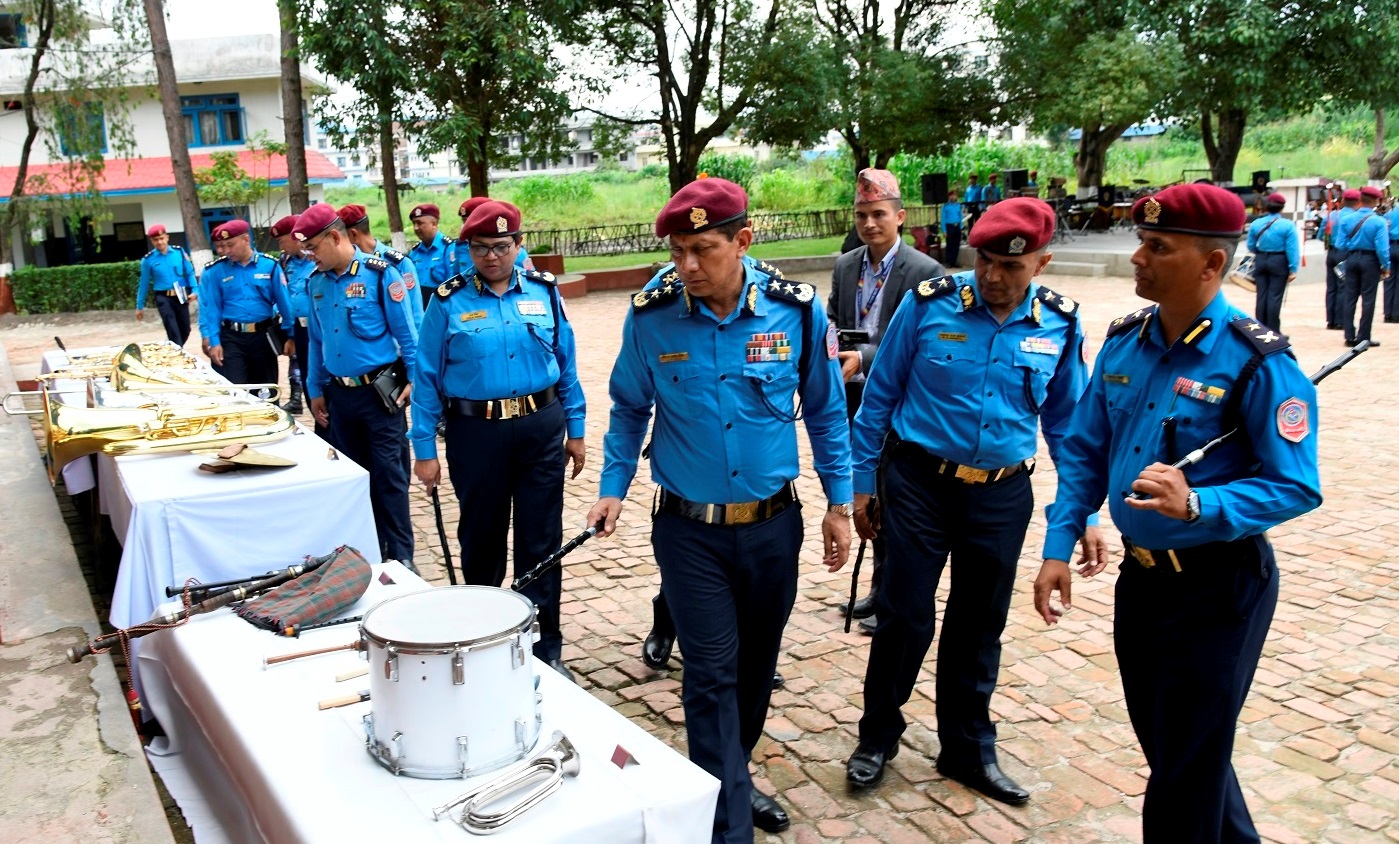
[220,329,278,387]
[1324,248,1346,327]
[292,322,327,437]
[653,503,801,844]
[1115,535,1277,843]
[443,399,566,663]
[325,379,414,563]
[153,294,191,347]
[1250,253,1288,332]
[1342,251,1381,343]
[858,440,1032,766]
[845,380,886,596]
[943,224,963,268]
[1386,243,1399,320]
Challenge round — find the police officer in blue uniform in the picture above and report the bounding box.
[1387,200,1399,322]
[200,220,294,386]
[586,178,852,843]
[964,174,984,231]
[843,198,1103,803]
[411,200,586,679]
[1323,190,1360,329]
[135,224,197,346]
[270,214,317,419]
[409,203,456,308]
[338,204,426,330]
[451,197,535,278]
[1035,183,1323,844]
[197,223,228,373]
[295,204,419,566]
[941,189,964,268]
[1245,191,1299,332]
[1336,185,1391,348]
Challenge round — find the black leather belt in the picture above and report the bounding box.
[891,435,1033,484]
[333,362,395,388]
[1350,248,1377,254]
[447,385,557,420]
[1254,250,1285,255]
[1123,539,1241,573]
[658,484,795,526]
[222,317,277,333]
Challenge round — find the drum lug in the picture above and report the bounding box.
[452,650,465,685]
[362,712,374,746]
[457,736,470,775]
[385,647,399,682]
[514,718,528,751]
[511,638,526,670]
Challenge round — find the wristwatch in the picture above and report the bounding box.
[1185,489,1202,523]
[828,503,854,517]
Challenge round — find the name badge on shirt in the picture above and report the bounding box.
[1173,377,1225,404]
[460,310,488,322]
[346,282,366,298]
[517,300,548,316]
[1104,374,1130,384]
[938,332,967,342]
[1019,337,1060,355]
[254,273,271,280]
[659,352,689,363]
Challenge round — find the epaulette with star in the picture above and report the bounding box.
[912,275,959,303]
[204,256,228,270]
[1035,286,1078,320]
[632,267,684,312]
[143,248,157,259]
[1106,308,1152,338]
[523,268,558,286]
[382,248,407,263]
[364,256,389,271]
[1229,316,1291,354]
[752,259,786,280]
[436,274,466,299]
[762,275,817,307]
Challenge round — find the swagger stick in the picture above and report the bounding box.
[1128,341,1370,500]
[844,540,868,634]
[431,487,458,586]
[511,521,605,593]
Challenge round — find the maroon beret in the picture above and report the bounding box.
[291,204,339,242]
[209,223,225,240]
[146,224,166,237]
[337,204,369,227]
[655,177,748,239]
[215,220,250,241]
[1361,185,1383,199]
[966,197,1055,255]
[410,204,440,221]
[269,215,299,238]
[458,196,490,220]
[1131,184,1245,237]
[459,201,521,241]
[1265,193,1286,206]
[1343,189,1361,201]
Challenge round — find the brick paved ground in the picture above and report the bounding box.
[4,265,1397,843]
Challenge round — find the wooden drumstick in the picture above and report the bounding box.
[318,689,370,710]
[335,665,369,682]
[263,640,360,668]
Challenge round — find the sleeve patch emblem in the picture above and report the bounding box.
[388,280,406,302]
[825,320,839,360]
[1276,397,1309,443]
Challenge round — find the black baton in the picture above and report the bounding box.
[512,521,604,593]
[844,539,867,634]
[431,487,458,586]
[1129,341,1369,500]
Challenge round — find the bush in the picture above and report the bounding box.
[11,261,143,314]
[505,174,597,214]
[697,152,757,190]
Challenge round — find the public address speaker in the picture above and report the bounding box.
[921,173,949,205]
[1251,170,1271,191]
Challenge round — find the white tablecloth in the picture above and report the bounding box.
[138,565,720,844]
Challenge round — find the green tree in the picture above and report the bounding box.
[1310,1,1399,181]
[987,0,1180,193]
[192,132,287,228]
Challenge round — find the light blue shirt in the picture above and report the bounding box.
[280,253,317,321]
[599,260,852,505]
[304,249,419,400]
[1247,212,1300,274]
[136,246,195,307]
[410,231,455,292]
[411,267,585,459]
[941,202,963,233]
[1335,208,1392,271]
[965,184,984,205]
[374,241,426,329]
[1043,293,1322,560]
[199,252,292,347]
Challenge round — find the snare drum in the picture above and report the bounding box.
[360,587,542,779]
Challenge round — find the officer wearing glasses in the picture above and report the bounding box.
[411,201,586,682]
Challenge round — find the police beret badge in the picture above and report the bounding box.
[690,207,708,229]
[1009,236,1026,255]
[496,216,508,233]
[1143,197,1162,224]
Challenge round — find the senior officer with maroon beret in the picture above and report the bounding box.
[844,198,1105,803]
[200,220,294,387]
[1035,183,1323,842]
[586,178,852,842]
[450,197,536,277]
[295,204,419,567]
[411,200,585,680]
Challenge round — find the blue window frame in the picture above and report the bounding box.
[181,94,244,147]
[0,14,27,48]
[58,102,108,156]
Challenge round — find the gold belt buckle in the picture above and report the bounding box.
[1130,545,1156,569]
[954,464,990,483]
[498,397,522,419]
[726,501,760,524]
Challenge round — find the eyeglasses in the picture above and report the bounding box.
[468,241,515,258]
[302,233,331,254]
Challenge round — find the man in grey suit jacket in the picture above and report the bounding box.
[830,169,945,631]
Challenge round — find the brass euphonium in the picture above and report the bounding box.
[42,391,295,484]
[109,344,281,401]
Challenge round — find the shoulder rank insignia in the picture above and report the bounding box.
[755,260,785,280]
[1036,286,1077,319]
[1107,308,1152,338]
[383,248,406,262]
[764,278,816,306]
[959,284,976,310]
[914,275,958,302]
[364,256,389,272]
[1229,316,1291,354]
[633,274,684,312]
[523,268,558,286]
[205,256,227,270]
[436,274,466,299]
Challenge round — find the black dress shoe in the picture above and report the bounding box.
[642,627,674,669]
[846,742,898,787]
[772,670,784,689]
[750,788,789,832]
[1367,340,1381,347]
[1327,323,1344,330]
[845,594,877,619]
[858,613,877,635]
[936,758,1030,805]
[546,658,576,684]
[1345,339,1358,347]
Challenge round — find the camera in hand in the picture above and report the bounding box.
[837,328,870,352]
